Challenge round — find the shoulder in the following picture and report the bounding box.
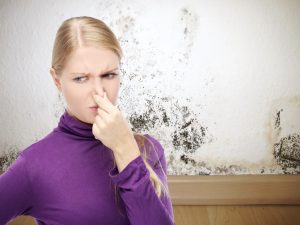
[18,131,58,164]
[21,131,57,154]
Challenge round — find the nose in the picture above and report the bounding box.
[92,79,105,97]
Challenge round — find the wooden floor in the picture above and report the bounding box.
[8,205,300,225]
[173,205,300,225]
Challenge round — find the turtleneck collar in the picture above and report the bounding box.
[57,109,97,140]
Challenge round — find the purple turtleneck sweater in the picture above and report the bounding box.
[0,109,175,225]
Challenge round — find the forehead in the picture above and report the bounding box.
[64,47,120,72]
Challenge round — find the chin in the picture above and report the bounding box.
[82,119,94,126]
[76,114,94,125]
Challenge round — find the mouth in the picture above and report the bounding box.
[89,106,99,112]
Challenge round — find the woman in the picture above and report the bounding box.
[0,16,175,225]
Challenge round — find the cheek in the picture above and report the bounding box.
[62,84,85,104]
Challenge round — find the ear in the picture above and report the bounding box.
[50,68,62,92]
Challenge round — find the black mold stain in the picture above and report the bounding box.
[115,15,135,37]
[272,107,300,173]
[120,67,138,81]
[180,154,196,165]
[162,111,170,126]
[171,103,210,154]
[172,126,208,154]
[214,164,244,175]
[96,2,138,50]
[181,8,193,20]
[0,157,6,171]
[280,133,300,161]
[178,7,198,62]
[0,146,20,172]
[184,27,188,35]
[128,95,214,155]
[274,133,300,174]
[174,154,244,175]
[274,108,283,129]
[129,98,166,131]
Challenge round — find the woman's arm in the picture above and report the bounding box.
[109,135,175,225]
[0,153,33,224]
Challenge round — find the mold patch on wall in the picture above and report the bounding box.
[0,145,20,172]
[178,6,198,63]
[274,133,300,170]
[168,153,257,175]
[128,94,214,155]
[270,96,300,174]
[278,133,300,161]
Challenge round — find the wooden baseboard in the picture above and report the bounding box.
[2,170,299,205]
[167,175,300,205]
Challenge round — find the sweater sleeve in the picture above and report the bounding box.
[0,152,33,224]
[109,135,175,225]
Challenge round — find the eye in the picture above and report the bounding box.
[73,76,87,82]
[102,73,118,79]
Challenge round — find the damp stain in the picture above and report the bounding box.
[95,1,139,49]
[168,151,295,175]
[120,67,139,81]
[115,15,135,38]
[168,153,247,175]
[180,154,196,165]
[270,97,300,173]
[0,145,20,172]
[129,101,159,131]
[274,133,300,171]
[274,108,283,129]
[170,101,212,154]
[128,94,214,155]
[178,7,198,63]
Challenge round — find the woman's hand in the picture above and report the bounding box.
[92,92,139,156]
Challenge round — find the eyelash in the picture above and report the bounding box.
[73,73,118,82]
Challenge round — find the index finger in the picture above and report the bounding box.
[93,92,116,113]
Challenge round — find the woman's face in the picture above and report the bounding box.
[50,46,121,125]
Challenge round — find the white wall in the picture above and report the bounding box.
[0,0,299,174]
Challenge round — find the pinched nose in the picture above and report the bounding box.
[92,90,105,98]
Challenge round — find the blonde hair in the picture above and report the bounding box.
[51,16,170,210]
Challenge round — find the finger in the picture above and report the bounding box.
[93,93,116,113]
[102,92,116,111]
[100,91,116,111]
[97,108,109,123]
[95,114,106,129]
[92,123,100,138]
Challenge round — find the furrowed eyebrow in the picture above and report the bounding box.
[71,67,119,75]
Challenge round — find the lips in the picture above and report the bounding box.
[90,106,99,112]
